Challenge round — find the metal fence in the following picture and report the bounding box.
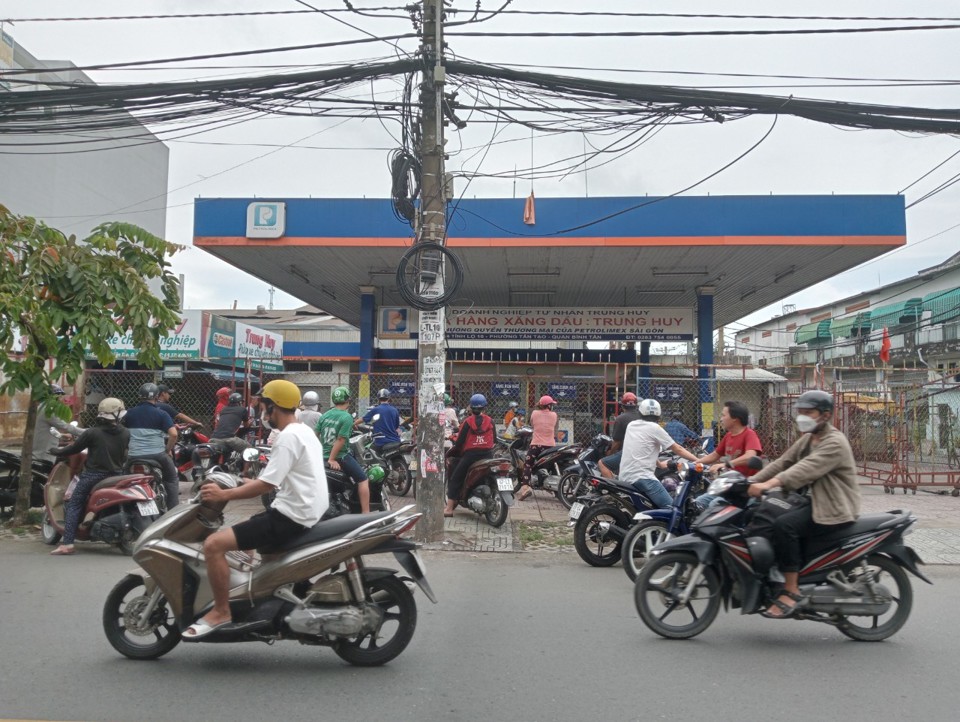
[75,362,960,493]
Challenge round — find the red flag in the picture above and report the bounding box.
[879,327,891,363]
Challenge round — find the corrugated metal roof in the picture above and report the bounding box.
[643,366,787,382]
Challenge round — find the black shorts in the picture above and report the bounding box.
[232,508,309,551]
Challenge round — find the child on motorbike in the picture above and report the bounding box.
[49,398,130,556]
[444,394,495,517]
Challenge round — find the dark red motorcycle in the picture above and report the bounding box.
[445,448,515,528]
[41,458,161,555]
[507,428,583,503]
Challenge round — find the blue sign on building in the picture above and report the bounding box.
[652,383,684,401]
[389,380,417,397]
[547,382,578,400]
[491,381,521,398]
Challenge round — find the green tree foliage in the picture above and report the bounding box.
[0,205,182,524]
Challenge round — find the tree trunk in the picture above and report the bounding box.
[13,396,40,526]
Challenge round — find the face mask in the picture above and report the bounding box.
[795,414,819,433]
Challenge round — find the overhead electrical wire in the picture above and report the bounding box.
[447,23,960,38]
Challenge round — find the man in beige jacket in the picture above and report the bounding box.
[747,390,860,618]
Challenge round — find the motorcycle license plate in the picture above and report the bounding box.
[496,477,514,492]
[137,500,159,516]
[569,501,585,520]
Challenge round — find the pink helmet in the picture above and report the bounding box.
[538,395,557,407]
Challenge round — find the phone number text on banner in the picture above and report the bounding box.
[446,307,693,341]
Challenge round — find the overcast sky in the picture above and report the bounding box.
[4,0,960,342]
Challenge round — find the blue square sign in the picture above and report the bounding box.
[547,382,578,400]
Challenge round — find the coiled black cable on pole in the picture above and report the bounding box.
[395,242,464,310]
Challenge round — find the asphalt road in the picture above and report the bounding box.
[1,538,959,722]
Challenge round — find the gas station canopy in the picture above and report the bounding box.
[194,195,905,329]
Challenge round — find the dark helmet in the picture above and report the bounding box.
[469,393,487,410]
[49,383,65,395]
[139,382,159,401]
[157,383,174,395]
[228,392,243,406]
[377,388,391,400]
[796,390,834,414]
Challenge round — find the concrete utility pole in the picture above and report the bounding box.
[414,0,448,542]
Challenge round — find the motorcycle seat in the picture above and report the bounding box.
[258,510,395,554]
[127,457,164,471]
[377,441,403,455]
[803,512,902,555]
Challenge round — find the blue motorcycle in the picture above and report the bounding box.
[619,463,710,580]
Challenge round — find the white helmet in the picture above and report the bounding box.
[301,390,320,409]
[638,399,662,418]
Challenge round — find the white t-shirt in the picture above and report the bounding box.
[619,419,676,482]
[259,422,329,527]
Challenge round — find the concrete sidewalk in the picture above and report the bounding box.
[411,482,960,562]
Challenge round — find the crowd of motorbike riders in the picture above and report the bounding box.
[38,376,862,616]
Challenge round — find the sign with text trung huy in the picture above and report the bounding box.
[446,307,694,342]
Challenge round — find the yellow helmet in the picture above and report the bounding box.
[261,379,301,411]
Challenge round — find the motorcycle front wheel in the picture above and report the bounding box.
[837,554,913,642]
[386,457,412,497]
[621,520,672,582]
[103,574,181,659]
[634,551,721,639]
[573,504,631,567]
[556,471,584,509]
[334,575,417,666]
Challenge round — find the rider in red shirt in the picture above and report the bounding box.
[444,394,495,517]
[699,400,763,475]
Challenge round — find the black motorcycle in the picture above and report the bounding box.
[568,452,687,567]
[634,472,930,640]
[552,433,612,509]
[506,428,585,506]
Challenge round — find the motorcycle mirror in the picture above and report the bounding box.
[49,427,62,438]
[242,448,260,462]
[747,456,764,470]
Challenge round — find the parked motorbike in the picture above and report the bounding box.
[620,462,710,581]
[445,448,515,527]
[568,452,686,567]
[634,472,930,640]
[351,424,414,497]
[41,456,161,555]
[506,428,582,503]
[553,433,613,509]
[102,474,435,666]
[173,424,209,481]
[189,440,245,493]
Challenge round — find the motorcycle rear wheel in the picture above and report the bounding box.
[556,472,583,509]
[573,504,631,567]
[41,510,61,545]
[621,520,672,582]
[103,574,181,659]
[386,458,412,497]
[484,486,509,528]
[837,554,913,642]
[634,551,721,639]
[333,575,417,666]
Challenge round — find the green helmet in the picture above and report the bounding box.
[444,393,453,406]
[367,465,385,484]
[331,386,351,404]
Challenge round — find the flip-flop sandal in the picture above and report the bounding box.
[182,619,232,641]
[443,511,454,517]
[50,547,76,556]
[760,591,805,619]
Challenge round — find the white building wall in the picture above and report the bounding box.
[0,36,168,241]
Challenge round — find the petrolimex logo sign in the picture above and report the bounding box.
[246,201,286,239]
